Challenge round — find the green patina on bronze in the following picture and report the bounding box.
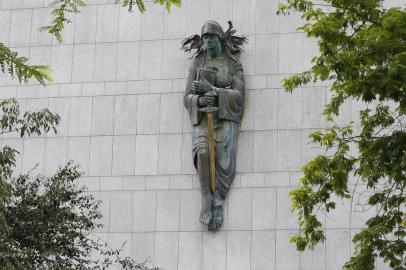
[182,20,247,231]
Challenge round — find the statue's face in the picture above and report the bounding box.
[203,33,221,51]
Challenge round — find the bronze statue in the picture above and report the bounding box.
[182,20,246,231]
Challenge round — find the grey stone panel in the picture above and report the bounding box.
[139,40,162,80]
[156,190,180,231]
[251,231,276,270]
[140,2,164,40]
[158,133,182,174]
[31,8,52,46]
[44,137,68,176]
[22,0,43,8]
[108,233,131,257]
[232,0,256,35]
[100,176,122,191]
[252,188,276,230]
[255,0,279,34]
[162,39,186,79]
[94,43,117,82]
[114,95,138,135]
[134,135,158,175]
[326,229,351,270]
[178,232,202,270]
[131,233,156,265]
[253,131,278,172]
[133,191,156,232]
[112,135,136,175]
[277,88,302,129]
[74,5,98,43]
[227,188,251,230]
[137,94,160,134]
[117,42,140,81]
[163,5,186,39]
[51,45,73,83]
[179,189,203,231]
[69,97,92,136]
[277,129,302,171]
[155,232,179,270]
[72,44,95,83]
[96,4,119,43]
[9,9,31,47]
[279,33,303,74]
[23,138,45,174]
[185,0,209,37]
[276,187,299,229]
[0,10,10,46]
[301,241,326,270]
[160,93,183,133]
[209,0,232,23]
[226,231,251,270]
[118,6,141,41]
[89,136,113,176]
[255,35,279,75]
[236,131,254,173]
[254,89,278,130]
[68,136,91,175]
[109,191,133,232]
[91,96,115,135]
[276,230,301,270]
[202,231,226,270]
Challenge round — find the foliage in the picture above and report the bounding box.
[0,43,52,86]
[0,98,159,269]
[278,0,406,269]
[2,164,159,270]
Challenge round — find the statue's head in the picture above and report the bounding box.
[201,20,224,52]
[181,20,247,59]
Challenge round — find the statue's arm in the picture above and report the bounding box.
[184,61,202,125]
[184,62,197,108]
[217,67,244,122]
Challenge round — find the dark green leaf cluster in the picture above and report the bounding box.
[0,99,60,137]
[0,99,159,269]
[279,0,406,269]
[1,163,161,270]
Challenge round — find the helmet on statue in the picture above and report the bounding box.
[201,20,224,37]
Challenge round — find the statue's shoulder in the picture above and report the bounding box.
[189,55,204,72]
[228,55,243,74]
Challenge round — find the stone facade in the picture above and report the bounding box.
[0,0,402,269]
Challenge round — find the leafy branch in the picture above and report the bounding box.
[0,43,52,86]
[279,0,406,269]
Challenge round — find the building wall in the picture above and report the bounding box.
[0,0,402,269]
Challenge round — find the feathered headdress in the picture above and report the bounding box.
[180,21,248,59]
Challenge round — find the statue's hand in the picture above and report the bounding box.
[197,93,216,107]
[192,79,214,94]
[204,92,216,106]
[197,96,207,107]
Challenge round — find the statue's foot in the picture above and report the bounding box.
[199,197,212,225]
[208,205,223,231]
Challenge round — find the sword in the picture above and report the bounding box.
[199,104,217,193]
[196,68,218,194]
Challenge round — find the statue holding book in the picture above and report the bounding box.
[182,20,246,231]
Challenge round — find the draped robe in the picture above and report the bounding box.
[184,54,244,198]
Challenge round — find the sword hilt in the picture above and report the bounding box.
[198,106,218,113]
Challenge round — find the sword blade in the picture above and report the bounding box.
[207,110,216,193]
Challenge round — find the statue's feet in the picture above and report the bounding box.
[199,196,212,225]
[208,205,223,231]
